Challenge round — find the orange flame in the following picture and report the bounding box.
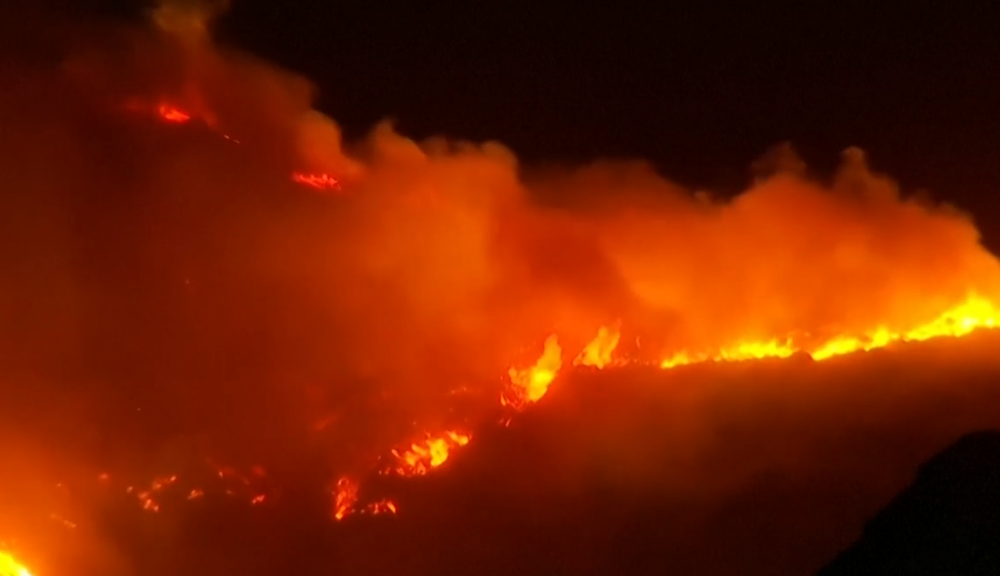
[658,293,999,369]
[392,431,472,476]
[292,172,341,191]
[505,335,562,407]
[156,103,191,123]
[332,477,359,520]
[364,499,398,515]
[574,325,621,368]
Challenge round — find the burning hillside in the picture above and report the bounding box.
[1,2,1000,574]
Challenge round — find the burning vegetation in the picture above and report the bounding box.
[1,1,1000,573]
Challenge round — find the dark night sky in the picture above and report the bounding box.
[204,2,1000,234]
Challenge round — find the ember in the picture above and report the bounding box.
[156,103,191,123]
[291,172,341,191]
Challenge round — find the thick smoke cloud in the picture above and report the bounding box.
[1,3,1000,574]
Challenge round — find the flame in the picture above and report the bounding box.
[574,325,621,368]
[656,293,1000,369]
[505,335,563,407]
[157,103,191,123]
[392,431,472,476]
[332,477,359,520]
[292,172,341,191]
[810,293,999,360]
[364,499,398,515]
[0,552,31,576]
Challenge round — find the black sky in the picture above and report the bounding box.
[23,1,1000,237]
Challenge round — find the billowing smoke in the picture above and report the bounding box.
[1,3,999,574]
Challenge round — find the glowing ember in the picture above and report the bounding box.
[0,551,31,576]
[364,499,398,515]
[157,103,191,123]
[138,492,159,512]
[292,172,341,191]
[574,325,621,368]
[392,431,472,476]
[505,335,563,407]
[332,477,359,520]
[150,474,178,491]
[50,513,77,530]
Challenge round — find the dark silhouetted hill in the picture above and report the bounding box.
[817,430,1000,576]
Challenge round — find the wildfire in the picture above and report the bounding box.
[156,103,191,123]
[79,42,1000,532]
[650,293,1000,369]
[574,325,622,368]
[332,477,359,520]
[493,294,1000,407]
[392,431,472,476]
[0,552,30,576]
[364,499,398,515]
[659,338,796,369]
[505,335,563,407]
[810,293,999,360]
[291,172,341,191]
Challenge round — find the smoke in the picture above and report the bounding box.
[1,6,1000,574]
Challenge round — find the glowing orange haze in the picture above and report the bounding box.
[15,2,1000,528]
[132,59,1000,522]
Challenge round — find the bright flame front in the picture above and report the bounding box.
[0,552,32,576]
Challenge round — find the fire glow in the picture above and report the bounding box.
[123,94,1000,521]
[156,103,191,123]
[291,172,341,191]
[506,292,1000,408]
[0,551,31,576]
[10,5,1000,540]
[391,431,472,476]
